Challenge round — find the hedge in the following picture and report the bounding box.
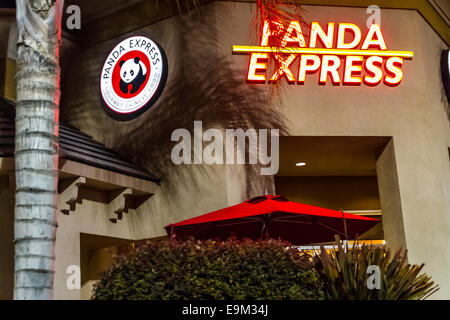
[91,238,324,300]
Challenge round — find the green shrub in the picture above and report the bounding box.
[313,237,439,300]
[91,238,324,300]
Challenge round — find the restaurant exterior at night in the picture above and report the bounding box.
[0,0,449,299]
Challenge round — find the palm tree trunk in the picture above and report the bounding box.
[14,0,64,300]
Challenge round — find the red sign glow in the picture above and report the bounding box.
[233,21,413,87]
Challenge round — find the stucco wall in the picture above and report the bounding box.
[58,2,450,298]
[218,2,450,298]
[54,164,230,299]
[275,176,380,210]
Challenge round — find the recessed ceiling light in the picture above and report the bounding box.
[295,162,306,167]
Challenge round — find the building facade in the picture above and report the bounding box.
[0,0,449,299]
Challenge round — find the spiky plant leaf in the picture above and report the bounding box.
[314,237,439,300]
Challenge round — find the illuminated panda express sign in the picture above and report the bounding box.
[100,36,168,121]
[233,21,413,86]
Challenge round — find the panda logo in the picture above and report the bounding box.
[100,36,168,121]
[119,57,148,94]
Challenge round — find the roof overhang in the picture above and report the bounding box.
[61,0,450,47]
[0,157,159,223]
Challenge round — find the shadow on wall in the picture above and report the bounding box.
[443,91,450,122]
[61,4,289,204]
[440,53,450,121]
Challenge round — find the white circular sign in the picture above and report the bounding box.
[99,36,168,121]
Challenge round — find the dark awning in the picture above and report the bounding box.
[0,100,160,183]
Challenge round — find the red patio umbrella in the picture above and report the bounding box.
[165,195,380,245]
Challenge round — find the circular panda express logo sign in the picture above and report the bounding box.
[100,36,168,121]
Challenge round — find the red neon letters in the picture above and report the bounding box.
[243,20,412,86]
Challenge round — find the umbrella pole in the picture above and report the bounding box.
[341,209,348,241]
[260,216,271,240]
[260,221,266,240]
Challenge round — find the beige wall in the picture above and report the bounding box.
[275,176,380,210]
[375,139,407,250]
[80,245,117,300]
[1,1,448,299]
[0,16,14,58]
[218,2,450,298]
[54,164,230,299]
[58,2,450,298]
[0,15,15,101]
